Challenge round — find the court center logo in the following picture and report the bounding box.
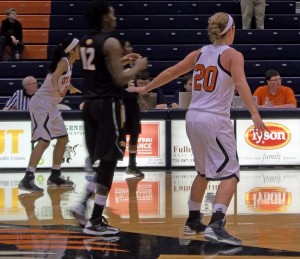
[245,122,291,150]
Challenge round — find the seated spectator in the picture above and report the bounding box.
[136,70,167,109]
[0,8,24,61]
[253,70,297,108]
[3,76,38,110]
[170,73,193,109]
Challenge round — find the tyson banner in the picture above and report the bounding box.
[245,187,292,212]
[245,122,291,150]
[237,119,300,165]
[237,170,300,214]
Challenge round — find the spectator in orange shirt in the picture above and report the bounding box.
[253,70,297,108]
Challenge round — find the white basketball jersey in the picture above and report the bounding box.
[35,57,72,105]
[189,45,235,116]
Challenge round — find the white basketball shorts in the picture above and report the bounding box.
[186,110,240,180]
[29,96,68,142]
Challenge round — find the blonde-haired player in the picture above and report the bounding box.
[128,12,269,245]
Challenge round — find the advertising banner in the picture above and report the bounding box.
[117,121,166,167]
[0,171,166,221]
[237,119,300,165]
[38,120,88,168]
[108,171,166,219]
[171,120,194,167]
[171,120,234,167]
[0,171,93,221]
[2,119,165,169]
[172,171,235,217]
[0,121,31,168]
[237,170,300,214]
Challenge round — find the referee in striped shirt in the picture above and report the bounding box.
[3,76,38,110]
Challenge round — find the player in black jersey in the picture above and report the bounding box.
[120,39,145,177]
[73,0,147,236]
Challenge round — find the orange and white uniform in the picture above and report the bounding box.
[28,57,72,142]
[186,45,240,180]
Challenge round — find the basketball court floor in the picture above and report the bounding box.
[1,168,300,258]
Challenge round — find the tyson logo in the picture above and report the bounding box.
[245,187,292,212]
[245,123,291,150]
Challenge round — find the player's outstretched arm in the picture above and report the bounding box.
[127,50,200,95]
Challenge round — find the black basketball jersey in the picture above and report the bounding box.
[80,31,123,99]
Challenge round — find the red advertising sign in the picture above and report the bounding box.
[125,122,160,157]
[109,181,160,216]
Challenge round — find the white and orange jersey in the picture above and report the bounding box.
[189,45,235,116]
[35,57,72,105]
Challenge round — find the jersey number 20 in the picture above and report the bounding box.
[193,64,218,92]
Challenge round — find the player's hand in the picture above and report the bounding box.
[126,86,147,95]
[251,113,270,135]
[135,57,148,71]
[69,85,82,94]
[139,97,148,110]
[121,53,141,66]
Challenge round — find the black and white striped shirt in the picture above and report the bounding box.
[4,90,33,110]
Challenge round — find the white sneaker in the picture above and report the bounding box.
[83,217,120,236]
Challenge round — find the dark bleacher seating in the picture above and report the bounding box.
[162,77,300,95]
[109,1,295,15]
[49,15,87,29]
[111,29,300,44]
[51,1,88,15]
[0,0,299,109]
[22,29,300,59]
[147,60,300,78]
[0,94,83,110]
[2,77,300,100]
[46,43,300,61]
[28,14,298,30]
[0,78,44,96]
[1,0,295,15]
[114,14,300,30]
[126,44,300,61]
[233,44,300,60]
[0,60,299,78]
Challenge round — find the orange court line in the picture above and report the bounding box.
[18,244,128,252]
[0,234,94,240]
[0,228,82,234]
[1,239,118,246]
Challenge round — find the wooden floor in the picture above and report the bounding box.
[0,168,300,258]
